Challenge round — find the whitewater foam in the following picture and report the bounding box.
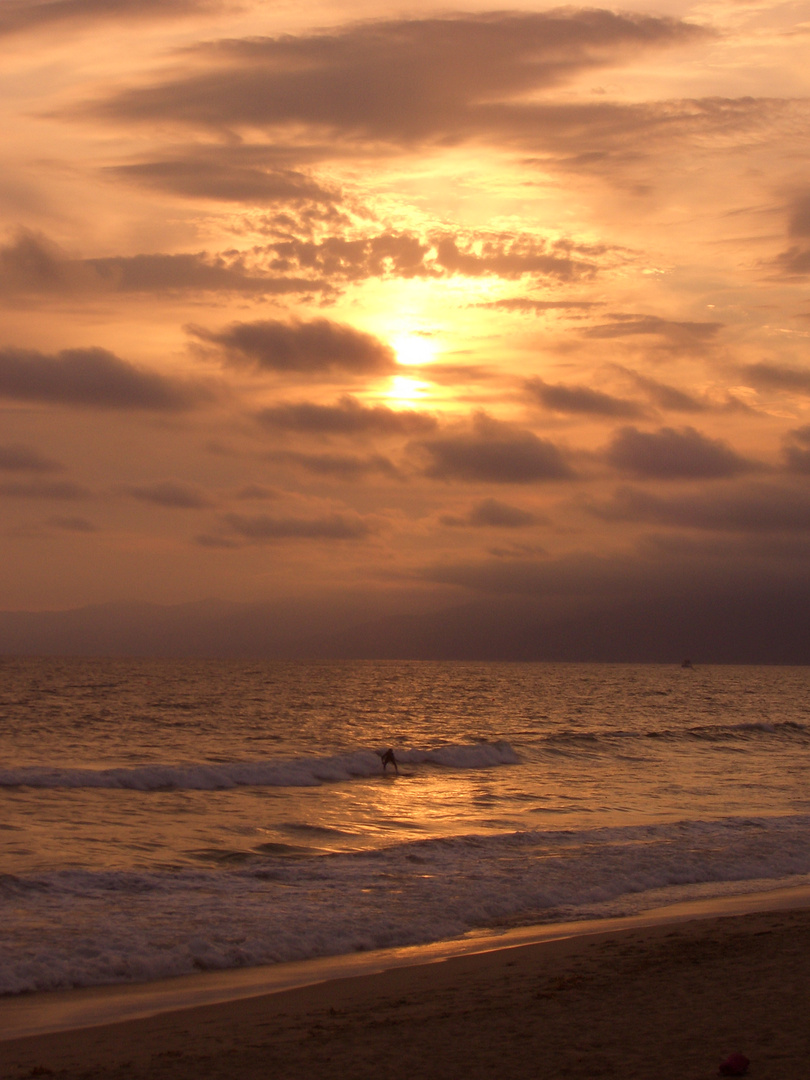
[0,740,520,792]
[3,814,810,996]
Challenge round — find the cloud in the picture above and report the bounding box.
[109,159,336,206]
[190,318,396,376]
[769,192,810,276]
[483,298,598,314]
[264,450,398,479]
[233,484,280,500]
[782,425,810,473]
[83,253,326,296]
[525,377,645,418]
[0,230,98,294]
[88,11,708,147]
[123,481,212,509]
[253,229,602,285]
[772,247,810,276]
[588,482,810,532]
[0,443,62,472]
[788,192,810,238]
[47,515,98,532]
[0,346,208,410]
[623,370,710,412]
[263,232,433,281]
[433,235,597,282]
[0,479,89,499]
[739,362,810,393]
[441,498,542,528]
[0,230,328,299]
[256,395,437,436]
[413,364,496,386]
[0,0,220,38]
[604,425,755,479]
[218,511,372,542]
[416,413,573,484]
[582,314,723,346]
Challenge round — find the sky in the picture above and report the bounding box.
[2,0,810,658]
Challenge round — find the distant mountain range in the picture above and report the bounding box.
[1,586,808,663]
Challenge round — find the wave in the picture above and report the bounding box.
[541,720,809,747]
[0,740,520,792]
[3,813,810,995]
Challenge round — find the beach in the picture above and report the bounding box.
[4,898,810,1080]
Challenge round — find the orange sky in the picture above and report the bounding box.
[2,0,810,657]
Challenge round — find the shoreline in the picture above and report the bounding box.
[3,890,810,1080]
[2,882,809,1046]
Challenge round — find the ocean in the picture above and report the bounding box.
[2,657,809,997]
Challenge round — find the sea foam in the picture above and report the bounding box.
[2,813,810,995]
[0,740,520,792]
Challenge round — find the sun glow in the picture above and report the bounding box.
[387,374,429,404]
[391,334,437,367]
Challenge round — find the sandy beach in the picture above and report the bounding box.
[3,898,810,1080]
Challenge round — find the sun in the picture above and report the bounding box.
[391,333,437,367]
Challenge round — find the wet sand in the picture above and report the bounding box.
[3,896,810,1080]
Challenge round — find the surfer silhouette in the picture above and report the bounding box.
[380,748,399,775]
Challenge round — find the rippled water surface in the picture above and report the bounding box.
[2,658,809,994]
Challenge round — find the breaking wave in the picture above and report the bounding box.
[3,813,810,995]
[0,740,520,792]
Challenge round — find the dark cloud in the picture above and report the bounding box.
[788,193,810,238]
[413,364,496,386]
[123,481,212,509]
[582,314,723,345]
[0,443,62,472]
[263,232,433,281]
[433,236,596,282]
[264,449,398,480]
[256,395,436,437]
[782,425,810,473]
[624,370,710,412]
[770,192,810,276]
[252,229,600,285]
[219,511,372,542]
[513,98,788,175]
[604,425,754,479]
[0,346,208,410]
[484,298,598,313]
[0,0,220,38]
[190,318,396,376]
[233,484,280,500]
[83,253,325,296]
[0,230,97,294]
[771,246,810,276]
[47,515,98,532]
[739,362,810,393]
[525,377,645,418]
[416,413,573,484]
[588,482,810,533]
[788,424,810,445]
[0,230,328,299]
[89,11,708,146]
[110,160,336,206]
[0,479,89,499]
[441,498,542,528]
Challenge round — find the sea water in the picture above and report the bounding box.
[1,658,809,996]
